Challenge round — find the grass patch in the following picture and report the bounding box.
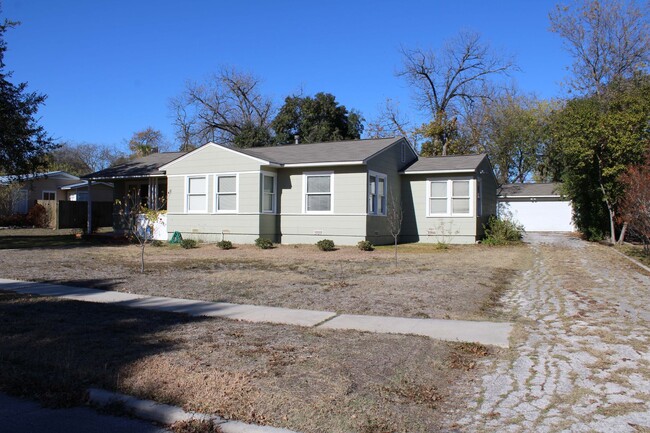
[618,245,650,267]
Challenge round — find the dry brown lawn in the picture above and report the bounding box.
[0,229,532,321]
[0,292,490,433]
[0,229,532,432]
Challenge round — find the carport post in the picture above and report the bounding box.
[86,180,93,234]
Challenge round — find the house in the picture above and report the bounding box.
[0,171,113,214]
[498,183,575,232]
[83,137,497,245]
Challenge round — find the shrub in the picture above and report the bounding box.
[217,240,233,250]
[26,203,48,228]
[151,240,165,247]
[316,239,335,251]
[357,240,374,251]
[0,213,28,227]
[255,237,273,249]
[180,238,198,249]
[482,216,524,245]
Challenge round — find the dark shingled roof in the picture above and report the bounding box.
[498,183,563,197]
[82,152,187,180]
[236,137,405,165]
[402,154,486,173]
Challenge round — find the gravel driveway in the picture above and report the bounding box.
[453,233,650,432]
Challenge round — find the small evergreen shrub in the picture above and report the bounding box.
[217,240,233,250]
[357,240,374,251]
[180,238,198,249]
[255,237,273,249]
[151,240,165,247]
[482,216,524,245]
[316,239,335,251]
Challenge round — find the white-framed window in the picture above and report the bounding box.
[186,176,207,213]
[262,173,276,213]
[368,171,387,216]
[42,191,56,200]
[427,179,473,216]
[304,172,333,213]
[215,174,237,213]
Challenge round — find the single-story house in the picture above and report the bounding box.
[0,171,113,214]
[83,137,497,245]
[498,183,575,232]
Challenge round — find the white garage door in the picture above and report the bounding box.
[498,200,575,232]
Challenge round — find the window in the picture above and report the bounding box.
[427,179,473,216]
[262,174,276,213]
[215,175,237,212]
[368,172,387,215]
[42,191,56,200]
[186,176,207,213]
[304,173,332,213]
[77,192,89,202]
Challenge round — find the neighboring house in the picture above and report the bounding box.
[0,171,113,214]
[83,137,497,245]
[498,183,575,232]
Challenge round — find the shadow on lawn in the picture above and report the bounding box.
[39,278,127,291]
[0,291,209,408]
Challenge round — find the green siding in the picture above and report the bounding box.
[163,144,264,175]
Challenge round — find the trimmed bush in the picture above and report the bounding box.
[26,203,48,228]
[316,239,335,251]
[482,216,524,245]
[217,240,233,250]
[357,240,374,251]
[180,238,198,249]
[255,237,273,249]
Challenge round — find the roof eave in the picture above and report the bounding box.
[400,169,477,175]
[282,161,365,168]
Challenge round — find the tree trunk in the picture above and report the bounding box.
[140,244,145,273]
[607,205,616,244]
[394,236,398,266]
[617,222,628,245]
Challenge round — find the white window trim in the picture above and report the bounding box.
[185,175,208,214]
[302,171,334,214]
[213,173,239,214]
[426,178,475,217]
[261,171,277,214]
[368,170,387,216]
[42,190,56,200]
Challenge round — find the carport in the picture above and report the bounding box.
[497,183,575,232]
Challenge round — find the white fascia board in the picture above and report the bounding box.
[159,142,273,171]
[84,174,166,181]
[283,161,364,168]
[59,181,113,190]
[400,169,475,175]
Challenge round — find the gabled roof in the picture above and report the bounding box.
[498,183,564,198]
[82,152,187,180]
[0,171,79,185]
[402,154,487,174]
[235,137,407,166]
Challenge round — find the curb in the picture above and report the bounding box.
[611,247,650,274]
[86,389,300,433]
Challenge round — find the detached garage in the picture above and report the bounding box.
[498,183,575,232]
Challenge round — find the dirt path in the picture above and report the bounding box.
[452,233,650,432]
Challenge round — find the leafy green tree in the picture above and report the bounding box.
[550,75,650,242]
[128,127,164,157]
[0,17,55,176]
[232,121,273,148]
[272,92,364,144]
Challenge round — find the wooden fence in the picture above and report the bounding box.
[37,200,113,229]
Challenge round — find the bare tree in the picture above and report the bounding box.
[367,99,422,149]
[48,142,128,175]
[549,0,650,95]
[398,31,516,155]
[386,191,403,266]
[173,68,274,147]
[117,192,165,273]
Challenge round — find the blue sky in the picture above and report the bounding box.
[2,0,570,150]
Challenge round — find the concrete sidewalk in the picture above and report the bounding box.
[0,278,513,348]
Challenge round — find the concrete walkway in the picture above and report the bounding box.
[0,278,512,348]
